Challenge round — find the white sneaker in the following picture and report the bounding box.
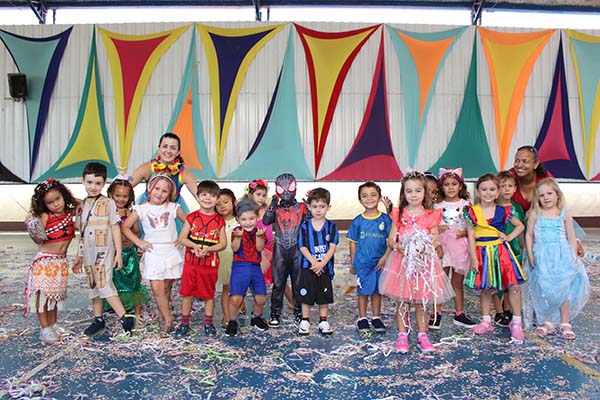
[52,323,67,337]
[298,320,310,336]
[318,320,333,336]
[39,327,60,344]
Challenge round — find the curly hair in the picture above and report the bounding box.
[107,178,135,209]
[30,178,77,217]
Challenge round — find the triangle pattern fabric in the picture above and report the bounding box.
[0,26,72,178]
[37,29,116,182]
[99,25,190,172]
[0,162,25,183]
[167,29,215,179]
[197,23,286,174]
[225,29,312,180]
[479,27,555,169]
[321,32,402,181]
[387,26,466,167]
[429,40,496,178]
[534,40,585,180]
[566,29,600,178]
[295,23,380,175]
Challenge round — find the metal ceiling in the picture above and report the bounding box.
[4,0,600,25]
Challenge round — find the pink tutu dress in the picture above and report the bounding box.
[435,199,471,275]
[379,208,454,306]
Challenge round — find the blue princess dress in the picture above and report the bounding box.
[528,208,589,326]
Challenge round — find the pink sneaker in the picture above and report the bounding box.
[396,334,409,353]
[417,334,435,352]
[473,320,494,335]
[509,320,525,342]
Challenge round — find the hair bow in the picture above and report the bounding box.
[404,167,424,179]
[112,173,132,182]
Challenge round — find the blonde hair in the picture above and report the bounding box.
[531,178,565,213]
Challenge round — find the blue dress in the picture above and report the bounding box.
[528,208,589,326]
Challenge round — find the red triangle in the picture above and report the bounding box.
[537,70,570,162]
[321,155,402,180]
[113,35,168,134]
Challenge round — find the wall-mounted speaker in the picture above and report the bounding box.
[7,73,27,99]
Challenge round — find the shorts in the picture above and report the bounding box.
[299,268,334,306]
[230,261,266,296]
[355,264,381,296]
[179,258,218,300]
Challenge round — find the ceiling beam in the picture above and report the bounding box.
[471,0,483,25]
[252,0,262,21]
[25,0,47,24]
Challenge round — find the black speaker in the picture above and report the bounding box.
[7,73,27,99]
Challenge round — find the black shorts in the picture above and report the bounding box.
[299,268,334,306]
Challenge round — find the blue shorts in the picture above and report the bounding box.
[229,261,267,296]
[355,264,381,296]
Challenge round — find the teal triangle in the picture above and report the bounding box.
[225,29,312,180]
[36,28,116,182]
[428,40,496,178]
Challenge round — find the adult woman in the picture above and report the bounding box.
[130,132,197,202]
[509,145,551,213]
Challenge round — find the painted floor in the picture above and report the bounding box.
[0,232,599,399]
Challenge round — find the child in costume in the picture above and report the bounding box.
[347,182,392,334]
[430,168,475,330]
[25,179,77,344]
[244,180,275,285]
[379,171,454,353]
[465,173,526,343]
[105,176,149,317]
[225,199,270,336]
[526,178,589,339]
[122,173,186,337]
[493,170,526,327]
[74,162,138,337]
[216,188,237,327]
[263,173,309,328]
[175,180,226,338]
[297,188,339,336]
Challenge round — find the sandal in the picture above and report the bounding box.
[534,321,554,336]
[560,323,576,340]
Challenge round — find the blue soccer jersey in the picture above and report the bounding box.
[347,212,392,271]
[298,218,339,276]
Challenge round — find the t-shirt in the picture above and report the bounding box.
[298,218,339,276]
[185,210,225,267]
[232,229,262,264]
[346,212,392,270]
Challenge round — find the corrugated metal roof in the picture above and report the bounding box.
[2,0,600,12]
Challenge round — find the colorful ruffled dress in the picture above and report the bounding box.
[464,204,526,290]
[528,208,589,326]
[435,199,471,275]
[379,208,454,306]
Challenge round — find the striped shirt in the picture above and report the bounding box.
[298,218,339,276]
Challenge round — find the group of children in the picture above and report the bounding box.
[24,160,589,353]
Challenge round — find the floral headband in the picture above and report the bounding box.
[246,179,268,194]
[403,168,425,179]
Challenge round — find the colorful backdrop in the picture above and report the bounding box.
[0,22,599,182]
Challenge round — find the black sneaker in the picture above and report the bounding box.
[357,318,370,333]
[494,313,510,327]
[428,313,442,330]
[371,317,387,333]
[225,320,239,337]
[268,314,281,328]
[250,316,269,331]
[504,310,513,322]
[119,314,138,334]
[453,312,477,327]
[174,324,190,339]
[84,317,106,337]
[204,324,217,336]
